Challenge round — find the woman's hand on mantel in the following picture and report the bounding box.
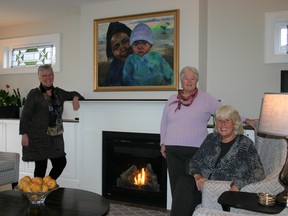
[72,96,80,111]
[245,118,258,130]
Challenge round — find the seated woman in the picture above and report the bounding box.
[170,105,265,216]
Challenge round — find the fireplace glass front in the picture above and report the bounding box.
[102,131,167,208]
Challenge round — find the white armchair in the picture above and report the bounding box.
[194,133,287,215]
[0,151,20,187]
[193,207,288,216]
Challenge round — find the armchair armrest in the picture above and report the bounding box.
[201,180,231,210]
[0,151,20,184]
[193,207,288,216]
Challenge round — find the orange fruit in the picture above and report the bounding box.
[20,176,32,183]
[43,176,52,184]
[46,179,57,190]
[41,184,49,192]
[23,184,32,192]
[30,182,42,192]
[31,177,43,185]
[17,179,31,191]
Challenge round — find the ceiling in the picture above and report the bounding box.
[0,0,117,28]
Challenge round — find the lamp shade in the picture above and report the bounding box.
[258,93,288,137]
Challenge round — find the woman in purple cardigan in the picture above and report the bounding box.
[160,66,257,200]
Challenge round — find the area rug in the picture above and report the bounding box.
[107,201,170,216]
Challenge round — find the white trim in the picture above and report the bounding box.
[265,10,288,63]
[0,33,60,74]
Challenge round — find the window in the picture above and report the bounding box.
[265,11,288,63]
[11,45,54,67]
[0,33,60,74]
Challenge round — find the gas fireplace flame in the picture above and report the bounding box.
[134,168,146,186]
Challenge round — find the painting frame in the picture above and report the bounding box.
[93,9,179,91]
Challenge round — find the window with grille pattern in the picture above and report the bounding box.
[0,33,60,74]
[11,45,55,67]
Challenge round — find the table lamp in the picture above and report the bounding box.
[258,93,288,206]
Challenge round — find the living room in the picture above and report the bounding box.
[0,0,287,213]
[0,0,286,119]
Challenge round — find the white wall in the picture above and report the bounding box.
[0,0,287,119]
[0,15,83,119]
[207,0,288,118]
[80,0,202,99]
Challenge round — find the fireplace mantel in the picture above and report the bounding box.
[81,99,167,102]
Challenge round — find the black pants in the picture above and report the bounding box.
[34,156,67,180]
[166,146,198,198]
[170,175,202,216]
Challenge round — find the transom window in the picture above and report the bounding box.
[0,33,60,74]
[11,45,55,67]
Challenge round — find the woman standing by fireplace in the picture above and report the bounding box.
[160,66,257,200]
[19,64,84,180]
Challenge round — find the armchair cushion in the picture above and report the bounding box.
[0,161,15,172]
[0,151,20,187]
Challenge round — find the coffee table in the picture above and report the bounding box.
[0,187,110,216]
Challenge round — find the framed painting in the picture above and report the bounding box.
[93,9,179,91]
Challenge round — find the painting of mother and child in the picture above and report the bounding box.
[95,11,178,90]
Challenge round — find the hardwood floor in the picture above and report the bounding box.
[0,184,11,191]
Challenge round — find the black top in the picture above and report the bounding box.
[19,87,84,161]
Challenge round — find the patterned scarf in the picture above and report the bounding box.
[40,84,63,136]
[170,88,199,112]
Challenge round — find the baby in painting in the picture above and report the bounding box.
[123,23,174,86]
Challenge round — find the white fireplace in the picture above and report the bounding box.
[77,100,173,209]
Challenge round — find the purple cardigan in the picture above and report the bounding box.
[160,92,221,148]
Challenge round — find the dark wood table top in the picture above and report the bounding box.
[0,187,110,216]
[218,191,285,214]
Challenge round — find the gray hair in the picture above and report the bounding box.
[180,66,199,82]
[38,64,53,75]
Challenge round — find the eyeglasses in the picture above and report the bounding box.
[41,74,54,78]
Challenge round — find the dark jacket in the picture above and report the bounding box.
[19,87,84,161]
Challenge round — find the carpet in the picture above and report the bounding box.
[107,201,170,216]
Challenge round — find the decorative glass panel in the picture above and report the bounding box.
[11,45,55,67]
[0,33,60,74]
